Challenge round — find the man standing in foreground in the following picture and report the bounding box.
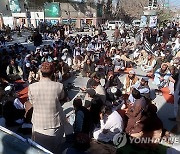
[28,62,66,153]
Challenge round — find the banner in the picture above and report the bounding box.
[140,16,147,27]
[149,16,157,27]
[3,17,14,28]
[97,4,103,17]
[44,3,60,18]
[9,0,21,13]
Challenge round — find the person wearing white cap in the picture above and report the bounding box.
[123,70,139,93]
[110,47,116,55]
[128,77,150,103]
[41,52,53,63]
[141,53,156,74]
[154,63,171,89]
[62,48,68,54]
[113,55,125,72]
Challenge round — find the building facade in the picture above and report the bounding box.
[0,1,104,29]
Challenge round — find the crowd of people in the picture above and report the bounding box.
[0,22,180,153]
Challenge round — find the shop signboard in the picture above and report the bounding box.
[149,16,157,27]
[97,3,103,17]
[44,3,60,18]
[9,0,21,13]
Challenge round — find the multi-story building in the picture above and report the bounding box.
[0,1,104,29]
[30,2,104,28]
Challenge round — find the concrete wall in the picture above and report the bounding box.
[0,2,103,28]
[59,3,102,28]
[30,12,44,28]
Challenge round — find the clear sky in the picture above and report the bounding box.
[169,0,180,8]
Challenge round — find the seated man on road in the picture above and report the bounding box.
[126,89,148,136]
[126,91,163,146]
[104,57,114,76]
[85,88,104,127]
[105,71,122,101]
[81,59,95,77]
[123,70,139,94]
[154,63,171,90]
[57,59,71,82]
[153,53,168,73]
[6,59,23,81]
[91,80,106,104]
[73,97,92,135]
[141,53,156,75]
[113,55,125,72]
[93,106,124,143]
[105,71,122,90]
[72,55,83,72]
[128,77,150,103]
[120,51,135,68]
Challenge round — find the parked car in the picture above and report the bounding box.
[132,20,141,27]
[107,21,124,30]
[80,24,90,32]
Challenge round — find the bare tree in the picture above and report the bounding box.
[103,0,112,20]
[115,0,148,21]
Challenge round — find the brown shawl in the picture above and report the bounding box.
[126,75,139,90]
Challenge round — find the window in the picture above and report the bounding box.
[109,21,115,24]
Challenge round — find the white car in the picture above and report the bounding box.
[107,21,124,30]
[132,20,141,27]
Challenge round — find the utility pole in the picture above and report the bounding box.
[24,0,31,28]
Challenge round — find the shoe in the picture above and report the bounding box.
[168,117,176,121]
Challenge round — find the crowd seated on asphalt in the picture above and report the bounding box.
[0,23,180,153]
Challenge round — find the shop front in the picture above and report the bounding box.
[12,13,27,27]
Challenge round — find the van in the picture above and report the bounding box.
[107,21,124,30]
[132,20,141,27]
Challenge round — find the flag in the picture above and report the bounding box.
[144,38,154,55]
